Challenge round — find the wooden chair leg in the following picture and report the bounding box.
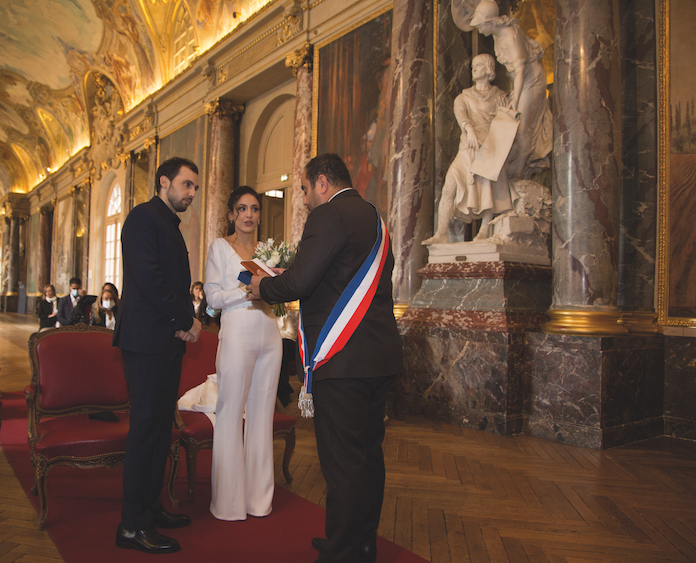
[35,466,48,530]
[167,442,180,508]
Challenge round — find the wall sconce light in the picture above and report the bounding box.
[280,174,289,182]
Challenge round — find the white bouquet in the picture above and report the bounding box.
[253,238,297,316]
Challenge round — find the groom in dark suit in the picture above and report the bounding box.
[113,157,202,554]
[249,153,403,563]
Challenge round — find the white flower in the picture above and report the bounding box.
[267,252,281,267]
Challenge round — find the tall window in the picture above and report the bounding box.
[105,182,122,292]
[173,7,196,74]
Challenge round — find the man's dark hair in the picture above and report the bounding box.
[155,157,199,194]
[69,277,81,286]
[304,153,353,189]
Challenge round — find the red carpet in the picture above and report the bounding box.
[0,392,428,563]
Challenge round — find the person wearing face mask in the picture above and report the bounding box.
[57,277,85,326]
[37,284,59,331]
[91,288,119,329]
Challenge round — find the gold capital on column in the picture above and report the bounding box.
[542,309,629,336]
[285,42,313,76]
[205,99,244,121]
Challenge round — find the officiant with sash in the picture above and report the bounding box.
[248,153,403,563]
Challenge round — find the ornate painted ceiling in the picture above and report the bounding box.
[0,0,269,196]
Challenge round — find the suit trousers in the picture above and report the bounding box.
[313,375,395,563]
[121,349,183,531]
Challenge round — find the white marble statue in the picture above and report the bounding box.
[469,0,552,177]
[423,54,519,245]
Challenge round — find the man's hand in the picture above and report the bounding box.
[247,274,265,301]
[77,288,86,298]
[175,318,202,342]
[186,318,202,342]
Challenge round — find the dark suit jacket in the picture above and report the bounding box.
[36,299,57,329]
[56,295,75,326]
[113,196,194,354]
[260,189,403,381]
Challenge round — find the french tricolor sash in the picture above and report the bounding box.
[297,204,389,417]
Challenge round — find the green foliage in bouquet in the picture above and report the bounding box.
[253,238,297,316]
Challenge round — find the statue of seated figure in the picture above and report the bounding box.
[423,54,519,245]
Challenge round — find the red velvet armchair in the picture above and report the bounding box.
[177,327,296,502]
[26,324,180,529]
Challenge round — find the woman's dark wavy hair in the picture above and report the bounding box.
[227,186,262,235]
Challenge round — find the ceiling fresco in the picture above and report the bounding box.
[0,0,271,197]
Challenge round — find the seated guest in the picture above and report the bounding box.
[57,277,90,326]
[192,281,219,327]
[90,288,119,329]
[36,284,59,331]
[103,282,119,300]
[191,281,205,319]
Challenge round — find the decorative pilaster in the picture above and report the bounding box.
[544,0,626,335]
[286,42,313,243]
[145,137,158,203]
[7,215,20,294]
[618,0,659,333]
[388,0,434,304]
[37,205,53,291]
[205,99,244,251]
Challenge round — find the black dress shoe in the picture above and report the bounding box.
[116,524,180,553]
[311,537,376,563]
[153,508,192,529]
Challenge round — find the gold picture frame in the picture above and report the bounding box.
[657,0,696,326]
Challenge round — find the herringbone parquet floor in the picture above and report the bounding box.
[2,312,696,562]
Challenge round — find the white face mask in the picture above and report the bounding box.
[71,288,79,297]
[102,300,114,310]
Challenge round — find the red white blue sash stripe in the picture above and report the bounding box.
[298,205,389,393]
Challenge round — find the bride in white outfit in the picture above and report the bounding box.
[204,186,282,521]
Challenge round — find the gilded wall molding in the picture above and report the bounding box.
[204,99,244,121]
[285,42,313,76]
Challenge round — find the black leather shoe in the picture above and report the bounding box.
[153,508,192,529]
[311,537,376,563]
[115,524,181,553]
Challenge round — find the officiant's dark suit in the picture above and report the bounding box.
[255,154,403,563]
[113,157,201,554]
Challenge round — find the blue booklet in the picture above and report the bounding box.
[238,270,252,285]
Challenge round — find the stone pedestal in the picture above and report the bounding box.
[665,336,696,440]
[395,262,551,435]
[523,333,664,448]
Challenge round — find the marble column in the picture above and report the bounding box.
[37,206,53,291]
[205,99,244,252]
[286,42,313,244]
[617,0,659,333]
[544,0,626,335]
[7,215,20,294]
[388,0,434,304]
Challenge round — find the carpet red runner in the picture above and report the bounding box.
[1,392,428,563]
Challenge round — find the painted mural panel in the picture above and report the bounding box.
[26,212,39,295]
[158,116,207,281]
[54,196,74,294]
[314,8,393,220]
[666,0,696,318]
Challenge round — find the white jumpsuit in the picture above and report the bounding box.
[204,238,282,521]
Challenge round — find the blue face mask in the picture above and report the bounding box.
[70,288,79,297]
